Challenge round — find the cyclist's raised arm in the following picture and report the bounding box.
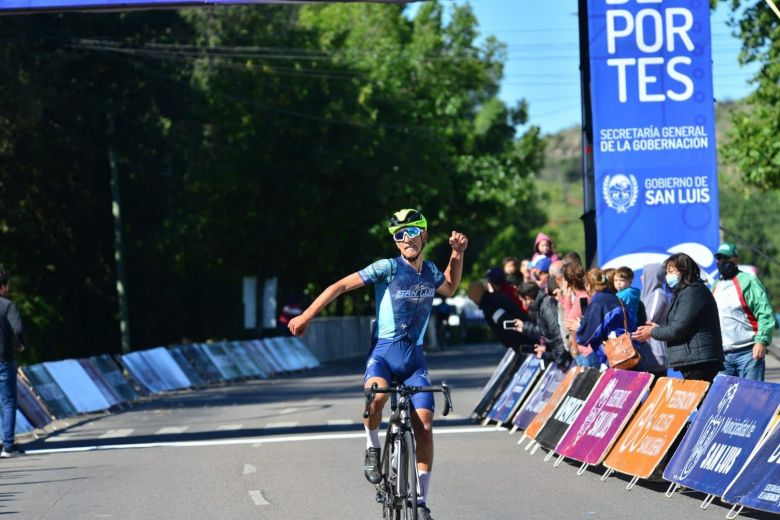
[437,231,468,297]
[288,272,365,336]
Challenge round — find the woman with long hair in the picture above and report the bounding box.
[633,253,724,382]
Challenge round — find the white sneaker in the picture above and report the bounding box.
[1,446,25,458]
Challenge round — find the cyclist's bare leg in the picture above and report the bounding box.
[412,407,434,506]
[411,407,434,471]
[362,376,389,484]
[364,376,390,430]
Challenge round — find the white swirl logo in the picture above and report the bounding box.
[603,173,639,213]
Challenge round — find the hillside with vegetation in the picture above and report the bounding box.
[537,100,780,304]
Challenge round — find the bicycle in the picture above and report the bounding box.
[363,380,453,520]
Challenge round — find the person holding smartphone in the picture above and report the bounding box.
[467,280,536,354]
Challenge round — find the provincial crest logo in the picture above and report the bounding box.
[602,174,639,213]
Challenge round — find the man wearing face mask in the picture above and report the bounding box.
[711,242,774,381]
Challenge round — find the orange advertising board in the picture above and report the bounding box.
[604,377,709,478]
[525,366,583,440]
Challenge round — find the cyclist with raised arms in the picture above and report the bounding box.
[289,209,467,520]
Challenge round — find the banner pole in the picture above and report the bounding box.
[578,0,597,267]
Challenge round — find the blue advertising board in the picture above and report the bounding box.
[1,0,408,13]
[587,0,719,273]
[486,355,542,425]
[722,424,780,515]
[663,376,780,497]
[512,363,568,431]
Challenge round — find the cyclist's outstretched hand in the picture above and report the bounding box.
[449,231,468,253]
[288,315,309,336]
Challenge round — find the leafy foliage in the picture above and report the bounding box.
[721,0,780,189]
[0,2,545,360]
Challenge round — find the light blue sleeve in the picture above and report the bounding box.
[358,259,394,285]
[427,261,446,288]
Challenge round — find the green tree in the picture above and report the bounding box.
[721,1,780,189]
[0,2,546,360]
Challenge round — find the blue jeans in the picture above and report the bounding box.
[721,347,765,381]
[0,361,16,447]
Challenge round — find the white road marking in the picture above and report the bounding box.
[98,429,134,439]
[327,419,354,426]
[155,426,189,435]
[248,490,269,506]
[243,464,257,474]
[265,422,298,429]
[217,424,243,431]
[45,434,83,443]
[279,407,298,415]
[28,426,498,454]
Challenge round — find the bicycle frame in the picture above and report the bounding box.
[363,382,453,520]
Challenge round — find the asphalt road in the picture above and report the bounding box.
[5,343,780,520]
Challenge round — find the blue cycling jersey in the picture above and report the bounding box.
[358,256,446,346]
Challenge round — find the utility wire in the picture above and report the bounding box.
[721,225,780,268]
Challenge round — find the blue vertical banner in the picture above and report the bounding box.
[587,0,719,272]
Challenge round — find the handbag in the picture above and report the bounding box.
[602,300,641,370]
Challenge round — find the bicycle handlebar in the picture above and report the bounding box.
[363,381,453,419]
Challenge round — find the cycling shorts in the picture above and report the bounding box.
[364,339,434,411]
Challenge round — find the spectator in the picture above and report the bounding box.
[513,279,571,368]
[502,257,521,278]
[530,232,560,266]
[711,242,774,381]
[549,260,569,349]
[466,281,535,353]
[562,262,590,361]
[636,263,669,376]
[576,268,630,368]
[530,256,552,286]
[519,259,531,283]
[603,268,618,293]
[0,272,26,457]
[632,253,724,382]
[562,251,582,266]
[486,267,524,310]
[613,266,647,325]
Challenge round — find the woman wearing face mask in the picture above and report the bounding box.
[632,253,724,382]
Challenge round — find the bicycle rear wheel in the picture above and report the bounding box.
[400,431,419,520]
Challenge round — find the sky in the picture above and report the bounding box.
[432,0,760,135]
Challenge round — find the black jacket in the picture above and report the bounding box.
[523,291,571,368]
[651,281,723,369]
[0,296,25,363]
[478,291,536,352]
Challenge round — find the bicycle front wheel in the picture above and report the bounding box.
[400,431,419,520]
[381,432,397,520]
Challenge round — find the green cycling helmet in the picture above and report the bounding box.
[388,209,427,235]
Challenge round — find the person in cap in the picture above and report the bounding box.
[711,242,774,381]
[288,209,467,520]
[530,256,552,286]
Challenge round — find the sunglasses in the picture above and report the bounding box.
[393,226,423,242]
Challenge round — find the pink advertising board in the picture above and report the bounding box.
[555,368,653,465]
